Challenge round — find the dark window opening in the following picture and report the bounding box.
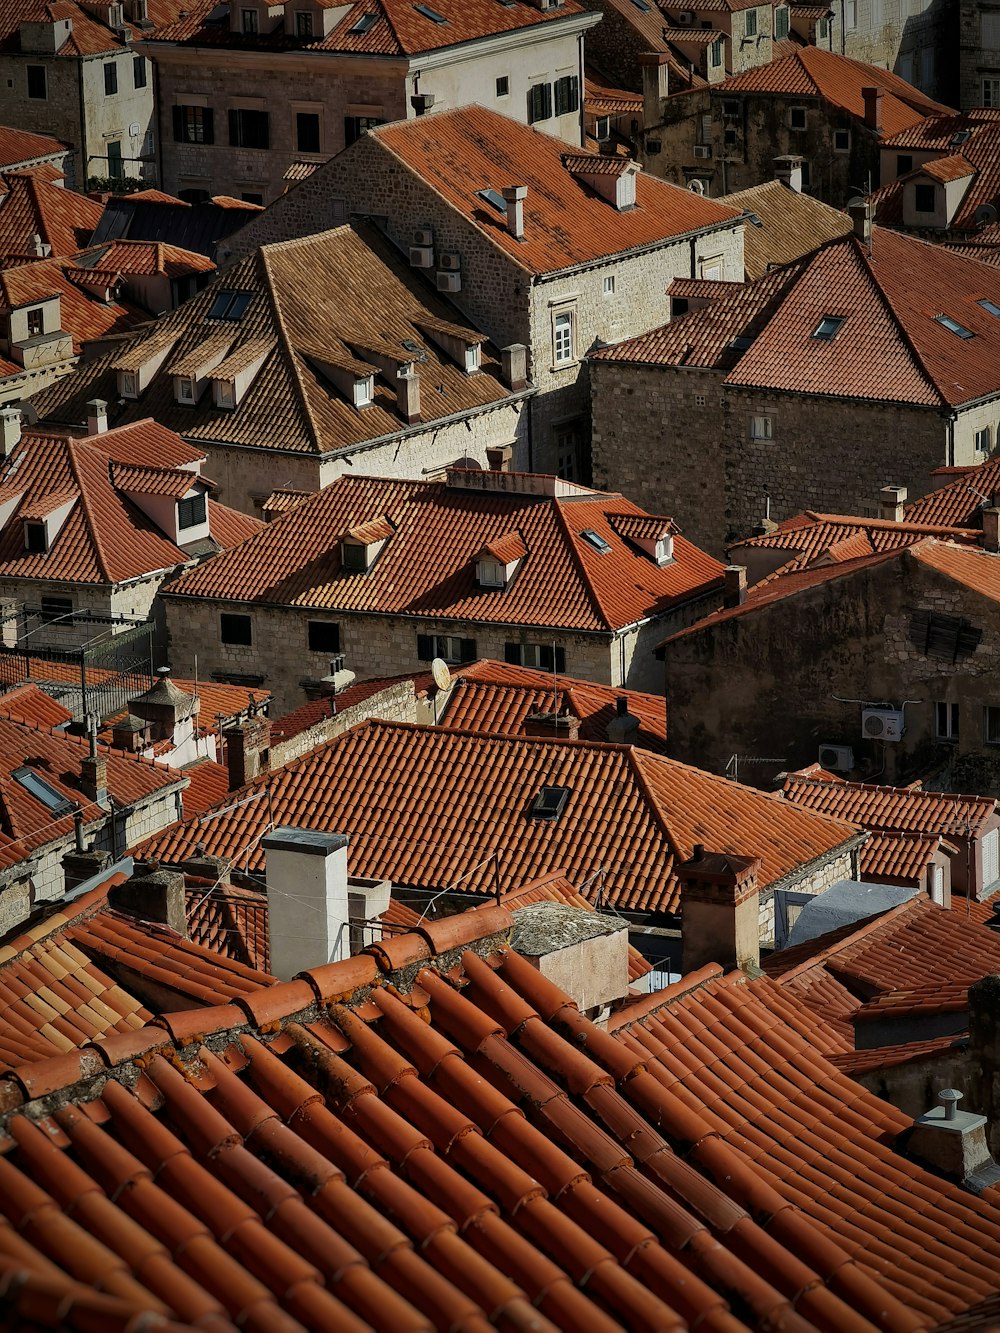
[24,522,46,554]
[344,114,384,146]
[909,609,981,662]
[416,633,476,663]
[104,61,118,95]
[555,75,580,116]
[221,613,253,645]
[296,10,313,35]
[528,81,553,124]
[133,55,147,88]
[914,182,936,213]
[496,75,509,97]
[897,153,913,175]
[296,111,321,153]
[27,65,46,99]
[178,492,207,529]
[308,620,340,653]
[173,105,214,144]
[504,641,566,672]
[229,107,269,149]
[208,289,252,321]
[27,307,44,337]
[40,596,72,623]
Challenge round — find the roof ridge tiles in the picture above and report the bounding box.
[252,247,324,457]
[606,963,727,1030]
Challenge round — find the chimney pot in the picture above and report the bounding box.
[907,1085,998,1186]
[501,185,527,241]
[607,696,640,746]
[723,564,747,608]
[109,867,187,937]
[261,826,350,980]
[879,484,907,522]
[86,398,108,435]
[772,155,803,192]
[862,85,884,132]
[984,507,1000,554]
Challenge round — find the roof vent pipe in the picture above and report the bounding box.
[501,186,527,241]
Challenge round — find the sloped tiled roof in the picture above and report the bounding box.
[732,510,979,575]
[0,125,67,171]
[782,772,997,837]
[3,909,1000,1329]
[597,226,1000,409]
[29,221,522,456]
[872,118,1000,237]
[163,471,725,633]
[177,756,230,815]
[718,179,853,278]
[72,238,215,279]
[904,456,1000,527]
[859,830,950,884]
[0,253,143,354]
[715,44,952,136]
[0,171,102,258]
[371,106,740,276]
[0,421,252,585]
[140,719,858,915]
[909,538,1000,604]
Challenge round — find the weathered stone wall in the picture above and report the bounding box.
[829,0,958,106]
[269,679,417,765]
[0,55,84,186]
[960,0,1000,109]
[758,846,856,945]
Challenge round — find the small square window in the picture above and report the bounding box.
[976,426,992,454]
[750,415,773,440]
[833,128,850,152]
[296,10,312,35]
[914,182,936,214]
[40,595,71,623]
[936,701,959,741]
[27,65,46,99]
[104,61,118,95]
[240,191,264,205]
[790,106,807,130]
[496,75,509,98]
[724,128,737,146]
[24,522,47,553]
[307,620,340,653]
[221,613,252,645]
[897,153,913,175]
[529,785,570,821]
[603,274,615,295]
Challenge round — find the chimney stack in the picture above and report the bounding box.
[679,846,762,976]
[261,826,350,980]
[862,85,884,133]
[0,406,21,457]
[80,720,109,809]
[510,902,631,1020]
[907,1088,998,1187]
[723,564,747,608]
[501,186,527,241]
[486,442,513,472]
[30,232,45,258]
[849,200,871,245]
[109,865,188,937]
[879,484,907,523]
[501,343,528,391]
[638,51,670,129]
[224,712,271,789]
[86,398,108,435]
[983,507,1000,554]
[607,695,640,746]
[772,155,803,192]
[396,365,422,425]
[523,710,580,741]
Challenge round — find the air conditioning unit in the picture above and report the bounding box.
[409,245,434,268]
[413,226,434,247]
[862,707,905,742]
[693,143,712,159]
[439,250,461,271]
[818,744,854,773]
[677,9,695,22]
[437,270,462,293]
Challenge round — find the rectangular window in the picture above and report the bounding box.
[986,706,1000,745]
[983,12,1000,45]
[25,523,47,554]
[812,315,845,340]
[496,75,509,97]
[27,308,43,337]
[307,620,340,653]
[344,115,384,146]
[603,273,615,295]
[774,5,788,38]
[817,16,829,40]
[241,191,263,205]
[935,313,974,339]
[416,633,476,663]
[104,61,118,95]
[977,426,992,454]
[790,106,807,130]
[750,415,773,440]
[295,111,321,153]
[173,105,214,144]
[221,613,252,645]
[242,7,258,31]
[920,46,934,88]
[745,8,757,35]
[133,55,147,88]
[844,0,857,28]
[553,311,574,364]
[710,37,722,67]
[528,81,553,124]
[176,377,195,402]
[914,182,936,213]
[296,10,312,35]
[107,140,123,178]
[897,153,913,175]
[26,65,46,99]
[177,492,207,529]
[985,77,1000,108]
[504,642,567,673]
[554,74,580,116]
[936,702,959,741]
[229,108,269,149]
[833,128,850,152]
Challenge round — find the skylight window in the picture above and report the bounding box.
[729,335,753,351]
[629,0,651,9]
[413,2,447,20]
[13,766,75,817]
[207,290,252,321]
[951,129,972,146]
[529,785,570,821]
[349,11,377,32]
[476,188,507,213]
[812,315,845,341]
[978,298,1000,318]
[580,529,612,553]
[935,313,975,339]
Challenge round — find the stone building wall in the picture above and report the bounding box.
[268,679,417,766]
[829,0,957,106]
[0,56,84,186]
[758,845,857,944]
[961,0,1000,109]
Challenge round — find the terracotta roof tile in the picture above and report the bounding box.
[0,171,102,257]
[905,457,1000,527]
[140,719,857,916]
[909,538,1000,604]
[719,179,854,279]
[0,126,67,171]
[177,758,230,816]
[163,470,725,634]
[859,830,948,884]
[372,106,740,276]
[920,153,977,183]
[873,120,1000,236]
[782,771,997,837]
[733,510,979,574]
[0,252,143,354]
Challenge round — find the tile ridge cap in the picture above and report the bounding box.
[256,246,325,456]
[606,962,726,1030]
[854,232,948,405]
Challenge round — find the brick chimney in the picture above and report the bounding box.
[862,85,883,133]
[80,722,109,809]
[86,398,108,435]
[983,507,1000,554]
[723,565,747,608]
[0,406,21,458]
[679,846,762,975]
[523,710,580,741]
[501,343,528,391]
[879,485,907,523]
[607,695,640,746]
[501,186,527,241]
[907,1089,999,1188]
[225,712,271,789]
[396,366,422,425]
[109,865,188,937]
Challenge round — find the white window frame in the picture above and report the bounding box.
[176,376,195,404]
[985,77,1000,109]
[603,273,616,296]
[477,558,505,588]
[750,414,773,440]
[935,701,959,741]
[833,128,850,153]
[976,426,992,455]
[552,308,576,367]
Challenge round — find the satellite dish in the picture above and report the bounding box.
[430,657,452,691]
[688,179,705,195]
[975,203,999,228]
[846,195,865,210]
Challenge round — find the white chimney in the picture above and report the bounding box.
[87,398,108,435]
[30,232,46,257]
[607,696,640,746]
[501,343,528,391]
[772,155,803,192]
[0,406,22,457]
[908,1089,997,1187]
[879,484,907,522]
[262,827,351,981]
[502,185,527,241]
[849,201,871,245]
[396,366,421,425]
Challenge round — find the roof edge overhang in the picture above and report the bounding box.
[534,215,744,284]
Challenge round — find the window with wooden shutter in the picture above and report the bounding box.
[528,82,552,123]
[909,609,982,662]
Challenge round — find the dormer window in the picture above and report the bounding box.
[216,379,235,409]
[465,344,480,373]
[354,375,374,407]
[27,308,43,338]
[475,531,526,587]
[24,520,46,553]
[176,375,196,403]
[119,370,138,398]
[478,558,504,587]
[529,785,570,821]
[655,534,674,564]
[341,514,393,573]
[342,540,370,572]
[177,491,207,530]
